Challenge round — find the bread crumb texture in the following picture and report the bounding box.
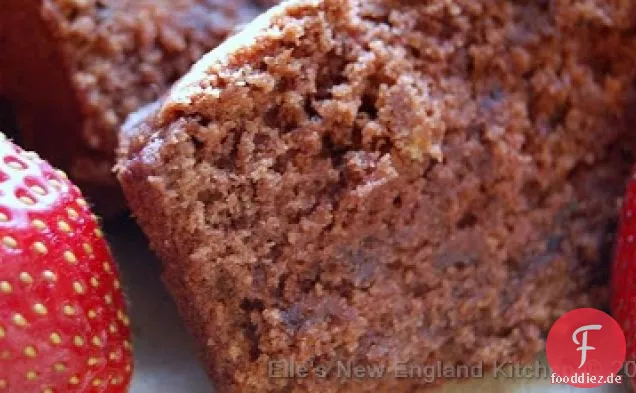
[0,0,257,212]
[118,0,636,392]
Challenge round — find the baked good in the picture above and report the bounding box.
[117,0,636,391]
[0,0,262,214]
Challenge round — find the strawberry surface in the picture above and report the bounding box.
[612,170,636,390]
[0,134,132,392]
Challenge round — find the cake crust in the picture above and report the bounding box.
[118,0,636,392]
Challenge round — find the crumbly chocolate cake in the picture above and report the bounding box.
[117,0,636,391]
[0,0,262,214]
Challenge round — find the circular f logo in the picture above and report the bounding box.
[573,324,602,368]
[547,308,626,388]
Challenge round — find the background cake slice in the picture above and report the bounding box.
[117,0,636,391]
[0,0,265,213]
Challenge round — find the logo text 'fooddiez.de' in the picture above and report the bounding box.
[546,308,626,388]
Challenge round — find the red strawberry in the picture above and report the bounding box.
[0,133,132,392]
[612,170,636,390]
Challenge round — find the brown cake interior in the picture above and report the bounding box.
[118,0,636,392]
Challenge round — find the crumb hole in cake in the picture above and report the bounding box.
[276,273,289,298]
[95,0,107,10]
[299,275,319,294]
[350,130,363,152]
[239,298,265,312]
[191,137,204,151]
[456,212,478,230]
[313,54,347,100]
[360,90,379,120]
[273,150,294,174]
[239,298,264,361]
[321,135,347,168]
[522,180,543,208]
[253,133,269,147]
[197,189,223,205]
[303,98,320,120]
[393,195,402,208]
[195,115,211,128]
[263,108,281,130]
[548,104,570,128]
[504,257,519,269]
[243,321,261,361]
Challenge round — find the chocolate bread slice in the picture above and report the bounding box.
[0,0,262,213]
[117,0,636,391]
